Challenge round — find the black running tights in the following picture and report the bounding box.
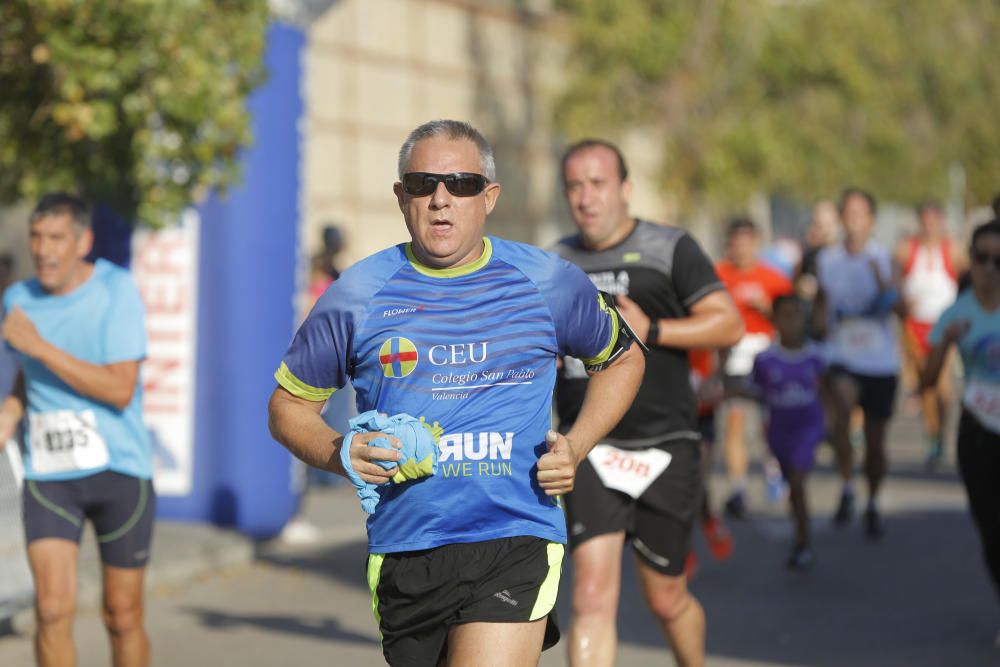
[957,410,1000,601]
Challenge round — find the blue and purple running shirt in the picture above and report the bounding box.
[275,237,619,553]
[749,344,826,475]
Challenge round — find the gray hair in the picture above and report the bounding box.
[30,192,91,230]
[397,120,496,182]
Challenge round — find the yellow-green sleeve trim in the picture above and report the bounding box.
[529,543,565,621]
[580,295,620,368]
[405,237,492,278]
[274,362,336,401]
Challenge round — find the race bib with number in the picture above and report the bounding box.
[963,379,1000,435]
[562,356,589,379]
[836,319,884,357]
[587,444,672,499]
[29,410,109,475]
[724,333,772,376]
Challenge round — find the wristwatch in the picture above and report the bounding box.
[646,319,659,347]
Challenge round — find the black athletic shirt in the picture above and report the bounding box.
[553,220,725,446]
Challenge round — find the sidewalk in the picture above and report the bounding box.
[2,477,364,637]
[2,419,995,666]
[4,519,255,635]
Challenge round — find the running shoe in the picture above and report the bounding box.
[833,489,854,526]
[767,476,788,505]
[924,437,944,471]
[702,517,734,560]
[684,551,699,580]
[864,507,885,540]
[278,517,322,546]
[786,544,814,571]
[764,459,787,505]
[724,492,748,519]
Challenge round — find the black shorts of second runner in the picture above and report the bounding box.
[23,470,156,568]
[368,536,563,667]
[828,365,899,422]
[564,438,701,576]
[697,412,716,443]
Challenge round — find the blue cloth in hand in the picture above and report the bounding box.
[339,410,440,514]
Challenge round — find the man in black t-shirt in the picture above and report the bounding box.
[554,139,744,667]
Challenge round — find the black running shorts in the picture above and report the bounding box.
[564,438,701,576]
[367,536,563,667]
[828,366,899,422]
[23,470,156,568]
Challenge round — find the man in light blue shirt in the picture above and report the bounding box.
[0,193,153,667]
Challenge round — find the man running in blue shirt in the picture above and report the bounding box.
[0,193,154,667]
[268,119,645,667]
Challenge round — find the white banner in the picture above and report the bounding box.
[132,211,199,496]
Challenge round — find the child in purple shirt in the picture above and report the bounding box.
[749,295,826,570]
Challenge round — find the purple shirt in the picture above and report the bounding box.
[750,343,826,449]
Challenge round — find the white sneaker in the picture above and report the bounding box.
[278,517,321,545]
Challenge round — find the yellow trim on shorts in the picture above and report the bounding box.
[274,362,336,401]
[529,542,564,621]
[367,553,386,638]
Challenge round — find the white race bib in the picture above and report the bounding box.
[963,379,1000,435]
[836,319,884,357]
[562,356,589,379]
[29,410,109,475]
[724,333,772,376]
[587,444,672,499]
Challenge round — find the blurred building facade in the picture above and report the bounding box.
[299,0,672,264]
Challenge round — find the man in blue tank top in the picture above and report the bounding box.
[0,194,154,667]
[268,120,645,667]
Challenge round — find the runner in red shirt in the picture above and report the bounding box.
[895,200,966,468]
[716,218,794,518]
[686,349,733,576]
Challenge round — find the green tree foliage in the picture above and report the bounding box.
[0,0,269,226]
[555,0,1000,209]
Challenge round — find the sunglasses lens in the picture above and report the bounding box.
[446,174,487,196]
[402,173,437,196]
[402,173,487,197]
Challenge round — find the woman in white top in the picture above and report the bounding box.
[896,200,966,468]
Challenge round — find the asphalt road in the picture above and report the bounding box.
[0,410,996,666]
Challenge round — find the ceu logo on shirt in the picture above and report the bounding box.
[379,337,418,378]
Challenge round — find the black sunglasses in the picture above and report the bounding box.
[973,251,1000,270]
[401,172,489,197]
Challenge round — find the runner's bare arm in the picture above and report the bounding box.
[919,320,970,392]
[951,241,969,274]
[2,306,139,410]
[647,290,744,350]
[537,343,644,495]
[267,386,401,484]
[887,256,908,319]
[894,240,915,312]
[920,343,950,394]
[812,288,829,340]
[0,371,25,447]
